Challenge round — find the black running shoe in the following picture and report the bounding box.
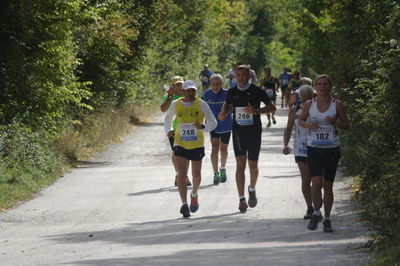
[239,198,248,213]
[304,207,314,220]
[307,214,323,230]
[323,219,333,232]
[180,204,190,218]
[248,186,257,208]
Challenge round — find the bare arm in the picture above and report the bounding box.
[160,87,175,112]
[218,102,233,121]
[298,101,318,130]
[336,101,350,129]
[283,107,296,154]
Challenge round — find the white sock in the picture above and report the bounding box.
[191,193,198,197]
[239,196,245,201]
[248,186,256,192]
[220,166,226,171]
[182,202,187,205]
[324,216,330,221]
[313,210,322,216]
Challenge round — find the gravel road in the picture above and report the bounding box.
[0,97,371,266]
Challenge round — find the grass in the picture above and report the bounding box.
[0,103,155,210]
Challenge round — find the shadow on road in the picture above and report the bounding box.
[48,205,369,265]
[127,184,216,197]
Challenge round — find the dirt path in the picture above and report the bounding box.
[0,96,370,265]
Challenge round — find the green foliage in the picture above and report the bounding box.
[283,0,400,263]
[0,123,62,208]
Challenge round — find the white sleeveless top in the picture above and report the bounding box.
[307,98,340,148]
[294,108,309,157]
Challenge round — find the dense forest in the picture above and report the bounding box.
[0,0,399,264]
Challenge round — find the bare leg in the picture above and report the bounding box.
[248,159,259,189]
[297,162,312,207]
[210,138,220,173]
[323,180,334,217]
[191,160,202,195]
[172,155,178,173]
[311,176,323,211]
[176,156,188,203]
[220,142,228,168]
[235,156,247,197]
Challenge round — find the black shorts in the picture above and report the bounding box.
[174,146,205,161]
[168,136,174,150]
[295,156,307,163]
[210,131,231,144]
[281,85,288,93]
[232,127,262,161]
[307,146,341,182]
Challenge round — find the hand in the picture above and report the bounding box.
[193,122,203,129]
[325,116,336,125]
[218,112,227,121]
[309,122,319,131]
[282,146,291,155]
[167,130,175,138]
[167,86,174,96]
[245,103,255,114]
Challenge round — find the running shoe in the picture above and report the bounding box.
[180,204,190,218]
[213,172,221,185]
[248,186,257,208]
[281,103,284,108]
[323,219,333,232]
[220,169,227,183]
[307,214,323,230]
[304,206,314,220]
[266,121,271,127]
[185,176,192,187]
[272,117,277,124]
[190,194,199,213]
[239,198,248,213]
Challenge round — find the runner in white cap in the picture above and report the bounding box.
[164,80,217,218]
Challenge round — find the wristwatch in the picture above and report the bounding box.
[201,124,205,129]
[167,95,173,100]
[255,107,260,114]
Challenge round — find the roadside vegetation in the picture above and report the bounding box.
[0,0,399,264]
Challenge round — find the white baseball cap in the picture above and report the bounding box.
[183,80,197,90]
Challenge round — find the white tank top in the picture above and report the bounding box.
[294,108,309,157]
[307,98,340,148]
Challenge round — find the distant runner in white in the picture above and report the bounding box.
[283,85,315,220]
[164,80,217,218]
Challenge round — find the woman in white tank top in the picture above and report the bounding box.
[298,74,349,232]
[283,85,315,219]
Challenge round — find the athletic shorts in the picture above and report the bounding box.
[307,146,341,182]
[210,131,231,145]
[232,127,262,161]
[295,156,307,163]
[168,136,174,150]
[174,146,205,161]
[281,85,288,93]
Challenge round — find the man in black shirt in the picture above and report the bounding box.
[218,65,276,213]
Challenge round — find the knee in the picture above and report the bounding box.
[248,161,258,171]
[323,181,334,192]
[311,177,323,188]
[220,145,228,153]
